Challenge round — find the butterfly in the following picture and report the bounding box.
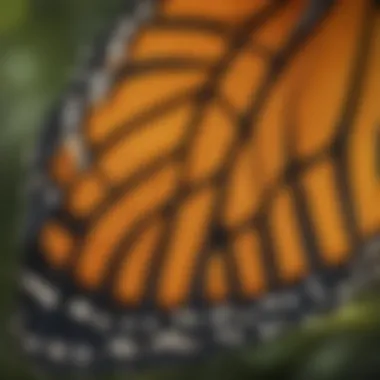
[13,0,380,375]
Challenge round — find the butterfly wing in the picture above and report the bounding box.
[14,0,380,375]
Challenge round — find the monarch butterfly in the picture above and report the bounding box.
[14,0,380,375]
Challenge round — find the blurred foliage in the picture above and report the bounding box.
[1,0,380,379]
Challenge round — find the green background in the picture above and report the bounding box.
[1,0,380,378]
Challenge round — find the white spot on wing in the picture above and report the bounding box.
[151,330,198,354]
[135,0,155,21]
[89,71,111,105]
[48,340,67,362]
[108,338,137,359]
[68,298,92,323]
[107,20,134,66]
[62,97,83,134]
[21,272,59,309]
[68,299,112,330]
[64,134,88,170]
[214,327,244,347]
[210,305,234,327]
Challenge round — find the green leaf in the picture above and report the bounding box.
[0,0,29,36]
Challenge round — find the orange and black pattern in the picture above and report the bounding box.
[15,0,380,374]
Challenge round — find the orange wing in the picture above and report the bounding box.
[41,0,309,309]
[39,0,379,310]
[18,0,380,375]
